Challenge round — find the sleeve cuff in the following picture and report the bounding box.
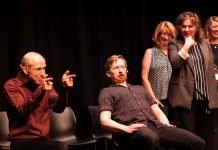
[178,48,189,60]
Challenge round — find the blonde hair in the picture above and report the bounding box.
[152,21,176,46]
[204,16,218,39]
[105,55,127,72]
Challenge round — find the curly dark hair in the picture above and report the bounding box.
[175,11,205,43]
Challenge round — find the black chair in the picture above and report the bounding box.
[0,111,10,150]
[88,106,112,150]
[49,107,97,150]
[88,106,137,150]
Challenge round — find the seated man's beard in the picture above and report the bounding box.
[112,75,127,84]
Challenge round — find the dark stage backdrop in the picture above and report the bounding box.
[0,0,216,138]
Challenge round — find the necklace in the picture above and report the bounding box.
[211,44,218,49]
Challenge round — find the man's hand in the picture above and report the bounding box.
[125,123,146,134]
[62,70,76,88]
[38,74,53,91]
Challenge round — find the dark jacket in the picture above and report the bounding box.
[168,39,218,110]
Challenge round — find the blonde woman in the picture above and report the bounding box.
[141,21,176,116]
[204,15,218,150]
[204,16,218,69]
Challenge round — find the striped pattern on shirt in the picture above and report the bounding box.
[189,45,208,100]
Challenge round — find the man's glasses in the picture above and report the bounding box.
[111,65,127,71]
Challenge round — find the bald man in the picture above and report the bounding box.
[2,52,76,150]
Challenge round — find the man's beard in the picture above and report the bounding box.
[112,74,127,84]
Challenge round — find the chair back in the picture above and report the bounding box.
[88,106,112,139]
[88,106,136,150]
[0,111,10,149]
[49,107,76,141]
[50,107,97,150]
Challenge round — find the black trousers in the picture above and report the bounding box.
[169,100,207,133]
[113,121,205,150]
[168,100,217,150]
[203,108,218,150]
[10,138,68,150]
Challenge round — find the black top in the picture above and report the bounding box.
[211,44,218,68]
[98,83,165,128]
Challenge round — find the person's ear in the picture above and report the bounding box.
[20,64,28,75]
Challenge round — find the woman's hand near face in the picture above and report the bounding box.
[182,36,196,54]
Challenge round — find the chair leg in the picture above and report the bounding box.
[104,139,108,150]
[104,139,111,150]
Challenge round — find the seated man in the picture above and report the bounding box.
[98,54,205,150]
[2,52,76,150]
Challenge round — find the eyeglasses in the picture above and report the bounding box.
[160,32,173,38]
[111,65,127,71]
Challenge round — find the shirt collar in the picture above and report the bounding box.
[16,71,30,86]
[109,83,132,88]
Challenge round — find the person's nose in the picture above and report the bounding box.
[40,69,46,77]
[118,67,123,72]
[184,27,189,31]
[164,35,170,40]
